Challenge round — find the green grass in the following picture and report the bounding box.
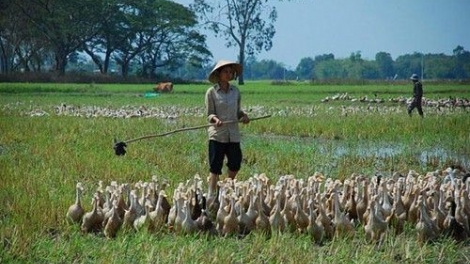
[1,81,470,263]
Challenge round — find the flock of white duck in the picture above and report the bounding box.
[10,93,467,118]
[66,166,470,246]
[321,93,470,109]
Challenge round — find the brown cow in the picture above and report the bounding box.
[154,82,173,93]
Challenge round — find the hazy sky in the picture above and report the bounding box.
[174,0,470,68]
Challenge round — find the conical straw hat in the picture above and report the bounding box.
[208,60,242,83]
[410,73,419,80]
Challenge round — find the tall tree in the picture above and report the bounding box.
[424,53,455,79]
[453,45,470,79]
[0,0,15,73]
[192,0,277,84]
[375,51,394,79]
[250,59,284,80]
[345,51,364,79]
[136,0,211,79]
[296,57,315,80]
[314,53,335,63]
[13,0,107,74]
[109,0,210,78]
[394,52,423,80]
[80,0,123,74]
[0,0,50,73]
[314,59,344,80]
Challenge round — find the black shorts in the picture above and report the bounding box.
[208,140,242,175]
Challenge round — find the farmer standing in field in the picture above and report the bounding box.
[407,73,424,117]
[205,60,250,197]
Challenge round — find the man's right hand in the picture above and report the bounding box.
[212,117,223,127]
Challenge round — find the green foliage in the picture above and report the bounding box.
[1,1,470,81]
[375,52,395,79]
[0,0,208,77]
[191,0,278,84]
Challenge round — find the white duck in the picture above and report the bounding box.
[66,182,85,225]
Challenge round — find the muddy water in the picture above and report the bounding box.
[244,133,469,170]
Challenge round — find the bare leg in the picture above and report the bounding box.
[228,170,238,180]
[208,172,219,197]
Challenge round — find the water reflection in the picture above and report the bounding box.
[245,134,469,170]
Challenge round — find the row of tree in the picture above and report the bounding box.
[291,47,470,81]
[156,47,470,81]
[1,0,469,82]
[0,0,211,78]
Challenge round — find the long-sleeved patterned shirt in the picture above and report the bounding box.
[205,84,245,143]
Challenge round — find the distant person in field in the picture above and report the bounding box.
[205,60,250,197]
[407,73,424,117]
